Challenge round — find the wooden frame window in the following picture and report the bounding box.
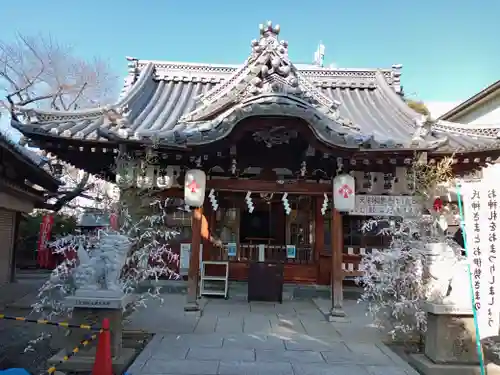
[323,209,393,249]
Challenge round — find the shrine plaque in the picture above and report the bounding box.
[349,195,421,217]
[73,299,112,308]
[65,294,130,310]
[462,181,500,340]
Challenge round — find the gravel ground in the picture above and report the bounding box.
[0,311,67,373]
[0,275,66,373]
[0,271,157,374]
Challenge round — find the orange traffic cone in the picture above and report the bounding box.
[92,318,112,375]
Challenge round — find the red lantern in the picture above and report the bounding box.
[433,197,443,212]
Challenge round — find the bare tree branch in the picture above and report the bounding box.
[0,33,119,212]
[1,33,118,113]
[40,172,90,212]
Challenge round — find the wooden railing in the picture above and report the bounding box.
[210,243,313,264]
[341,246,385,278]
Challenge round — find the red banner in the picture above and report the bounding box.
[37,215,54,269]
[110,212,119,230]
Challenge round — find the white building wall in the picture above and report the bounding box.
[455,93,500,125]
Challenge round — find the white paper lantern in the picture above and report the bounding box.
[333,174,355,212]
[184,169,206,207]
[144,166,156,189]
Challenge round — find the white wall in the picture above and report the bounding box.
[426,101,461,118]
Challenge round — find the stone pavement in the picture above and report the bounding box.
[125,295,419,375]
[0,276,46,308]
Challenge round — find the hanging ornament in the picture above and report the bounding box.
[437,214,448,232]
[136,174,146,189]
[208,189,219,211]
[231,158,237,175]
[433,197,443,212]
[300,161,307,177]
[144,166,155,189]
[282,193,291,215]
[245,191,254,213]
[321,193,329,216]
[184,169,206,207]
[333,174,355,212]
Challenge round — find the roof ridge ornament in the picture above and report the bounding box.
[259,21,280,37]
[391,64,403,94]
[181,21,342,123]
[411,114,435,147]
[250,21,288,60]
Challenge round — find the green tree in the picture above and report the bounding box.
[406,99,430,116]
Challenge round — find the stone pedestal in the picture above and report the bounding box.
[409,303,500,375]
[47,290,135,372]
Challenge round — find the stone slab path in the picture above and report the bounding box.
[126,295,418,375]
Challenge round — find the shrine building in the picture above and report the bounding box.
[11,22,500,303]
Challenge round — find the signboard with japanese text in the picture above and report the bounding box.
[227,243,237,257]
[179,243,203,275]
[462,181,500,339]
[349,195,422,217]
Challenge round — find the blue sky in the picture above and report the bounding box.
[0,0,498,105]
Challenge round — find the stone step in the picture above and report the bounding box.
[137,280,363,300]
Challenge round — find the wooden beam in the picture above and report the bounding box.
[314,196,324,265]
[206,179,331,195]
[185,207,203,311]
[330,208,345,317]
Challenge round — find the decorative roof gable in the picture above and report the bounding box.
[179,22,341,125]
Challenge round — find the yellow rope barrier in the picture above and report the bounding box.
[43,329,103,375]
[0,314,103,331]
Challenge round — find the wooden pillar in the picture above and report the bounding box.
[314,197,324,282]
[185,207,203,311]
[330,208,345,316]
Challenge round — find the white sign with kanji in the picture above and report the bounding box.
[350,195,421,217]
[462,180,500,340]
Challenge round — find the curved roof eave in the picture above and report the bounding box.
[0,132,60,191]
[14,63,156,124]
[119,93,359,149]
[133,93,436,152]
[371,72,500,154]
[429,119,500,154]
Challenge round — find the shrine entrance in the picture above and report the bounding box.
[205,191,316,282]
[239,206,273,244]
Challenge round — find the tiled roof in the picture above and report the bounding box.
[10,21,500,153]
[0,132,60,191]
